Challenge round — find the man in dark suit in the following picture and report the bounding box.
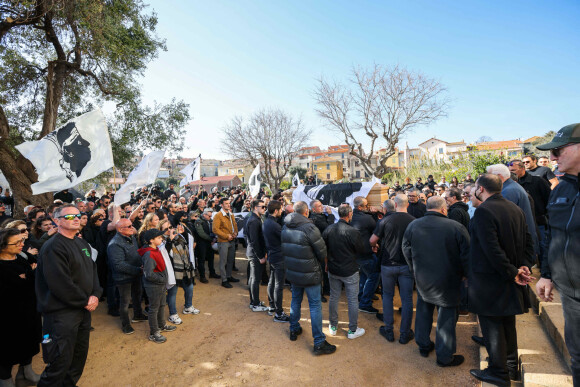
[468,174,535,386]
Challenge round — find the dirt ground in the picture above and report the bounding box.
[28,252,480,387]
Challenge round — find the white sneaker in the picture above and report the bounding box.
[328,324,337,336]
[168,314,183,325]
[251,304,269,312]
[347,327,365,339]
[183,306,200,315]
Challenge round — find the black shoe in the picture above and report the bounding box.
[471,335,485,346]
[90,326,95,331]
[372,295,379,301]
[227,277,240,283]
[359,305,379,314]
[232,266,239,271]
[221,281,233,288]
[376,312,384,321]
[419,342,435,357]
[399,329,414,344]
[469,369,510,387]
[108,308,120,317]
[122,325,135,335]
[321,296,327,303]
[162,324,177,332]
[313,340,337,355]
[200,277,209,284]
[437,354,464,367]
[290,327,303,341]
[379,326,394,342]
[209,273,221,279]
[132,314,148,323]
[509,369,519,381]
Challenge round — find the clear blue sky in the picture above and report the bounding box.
[140,0,580,159]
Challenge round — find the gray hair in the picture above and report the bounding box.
[426,196,446,210]
[310,200,321,209]
[382,199,395,212]
[294,201,309,215]
[53,204,78,219]
[338,204,352,218]
[353,196,366,209]
[486,164,510,179]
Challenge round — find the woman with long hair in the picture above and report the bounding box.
[0,228,42,385]
[138,213,160,247]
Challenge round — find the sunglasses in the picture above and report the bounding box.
[18,229,28,234]
[59,214,82,220]
[551,143,574,157]
[7,239,25,246]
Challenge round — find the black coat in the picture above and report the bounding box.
[468,194,534,316]
[322,219,363,277]
[407,201,426,219]
[403,212,470,307]
[351,209,376,260]
[309,212,335,234]
[448,201,470,229]
[0,257,41,364]
[282,213,327,287]
[245,212,266,259]
[263,216,283,264]
[518,172,551,226]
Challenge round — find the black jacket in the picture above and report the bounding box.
[468,194,534,316]
[407,201,426,219]
[518,172,551,226]
[448,201,470,229]
[322,219,362,277]
[543,174,580,298]
[36,234,102,313]
[245,212,266,259]
[350,209,376,260]
[263,216,283,264]
[375,212,415,266]
[403,212,470,307]
[194,218,212,244]
[107,233,143,285]
[309,212,335,234]
[54,190,73,203]
[282,213,327,287]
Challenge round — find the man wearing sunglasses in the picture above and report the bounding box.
[36,204,102,386]
[535,123,580,386]
[245,199,268,311]
[522,154,559,190]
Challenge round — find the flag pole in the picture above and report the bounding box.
[112,165,117,194]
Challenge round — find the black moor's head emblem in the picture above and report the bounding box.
[46,122,91,182]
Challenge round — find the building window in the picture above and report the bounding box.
[341,153,344,159]
[314,164,317,170]
[307,162,310,168]
[439,148,443,154]
[326,163,330,170]
[364,172,369,178]
[326,173,330,179]
[355,161,359,167]
[356,171,360,178]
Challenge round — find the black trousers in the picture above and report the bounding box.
[560,291,580,386]
[38,309,91,387]
[197,241,216,278]
[0,356,33,380]
[478,314,518,379]
[117,277,144,328]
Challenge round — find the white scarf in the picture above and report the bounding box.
[159,242,176,289]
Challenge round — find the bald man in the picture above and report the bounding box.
[107,219,147,334]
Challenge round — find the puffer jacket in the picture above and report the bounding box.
[281,212,327,287]
[107,233,142,285]
[543,174,580,299]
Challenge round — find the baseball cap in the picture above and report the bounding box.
[536,123,580,150]
[142,229,164,244]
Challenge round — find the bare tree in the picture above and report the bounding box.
[476,136,493,143]
[221,108,311,191]
[314,64,450,177]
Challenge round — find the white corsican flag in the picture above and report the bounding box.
[114,150,166,205]
[15,109,114,195]
[179,154,201,187]
[248,164,262,197]
[292,172,301,187]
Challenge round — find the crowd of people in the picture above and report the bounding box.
[0,125,578,387]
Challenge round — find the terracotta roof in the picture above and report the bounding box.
[473,140,523,151]
[446,141,466,146]
[313,157,342,163]
[522,136,540,143]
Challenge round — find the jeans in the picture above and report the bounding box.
[143,283,167,335]
[267,261,286,314]
[560,291,580,386]
[166,282,194,315]
[381,265,414,334]
[415,294,458,364]
[218,241,236,281]
[106,263,119,311]
[328,272,360,332]
[248,257,263,306]
[358,255,380,308]
[289,284,325,346]
[117,277,144,328]
[38,309,91,387]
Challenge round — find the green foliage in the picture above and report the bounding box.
[0,0,190,171]
[288,166,307,180]
[167,177,179,186]
[279,180,291,190]
[154,179,166,190]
